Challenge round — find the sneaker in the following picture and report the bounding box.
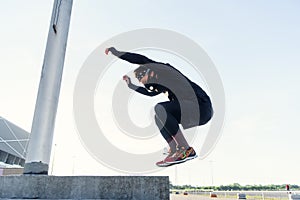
[165,147,197,164]
[163,147,169,155]
[156,149,176,167]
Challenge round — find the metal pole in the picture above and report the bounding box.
[209,160,214,186]
[24,0,73,174]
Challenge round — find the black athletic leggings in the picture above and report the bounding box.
[154,101,181,143]
[154,100,213,143]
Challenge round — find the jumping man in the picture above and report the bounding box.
[105,47,213,167]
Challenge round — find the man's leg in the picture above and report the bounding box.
[154,101,197,165]
[154,102,189,149]
[154,115,178,153]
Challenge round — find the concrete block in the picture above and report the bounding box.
[0,175,169,199]
[289,193,300,200]
[237,193,247,199]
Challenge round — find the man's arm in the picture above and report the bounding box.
[106,47,156,64]
[128,83,160,97]
[122,75,160,97]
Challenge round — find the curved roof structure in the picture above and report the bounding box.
[0,116,29,166]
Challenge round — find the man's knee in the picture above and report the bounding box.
[154,103,165,116]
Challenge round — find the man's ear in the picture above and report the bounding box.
[150,71,155,77]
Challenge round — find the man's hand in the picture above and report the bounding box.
[123,75,131,85]
[105,47,116,55]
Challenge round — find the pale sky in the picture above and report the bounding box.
[1,0,300,186]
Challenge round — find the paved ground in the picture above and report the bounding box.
[170,191,293,200]
[170,194,236,200]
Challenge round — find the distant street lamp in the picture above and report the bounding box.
[209,160,214,186]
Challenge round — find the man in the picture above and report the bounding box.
[105,47,213,167]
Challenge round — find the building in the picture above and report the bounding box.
[0,116,29,175]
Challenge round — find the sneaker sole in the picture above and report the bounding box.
[156,162,175,167]
[165,154,198,165]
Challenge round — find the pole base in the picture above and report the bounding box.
[23,161,48,175]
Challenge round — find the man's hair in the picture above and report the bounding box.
[134,65,150,81]
[134,65,148,74]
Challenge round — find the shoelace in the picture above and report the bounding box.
[172,146,186,158]
[163,148,176,157]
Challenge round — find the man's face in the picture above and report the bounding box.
[139,74,149,84]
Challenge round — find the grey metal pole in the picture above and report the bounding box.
[24,0,73,174]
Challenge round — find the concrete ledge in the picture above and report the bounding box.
[0,175,169,199]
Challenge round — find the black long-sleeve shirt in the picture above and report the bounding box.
[110,48,209,101]
[127,83,160,97]
[110,48,212,129]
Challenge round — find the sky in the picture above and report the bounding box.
[1,0,300,186]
